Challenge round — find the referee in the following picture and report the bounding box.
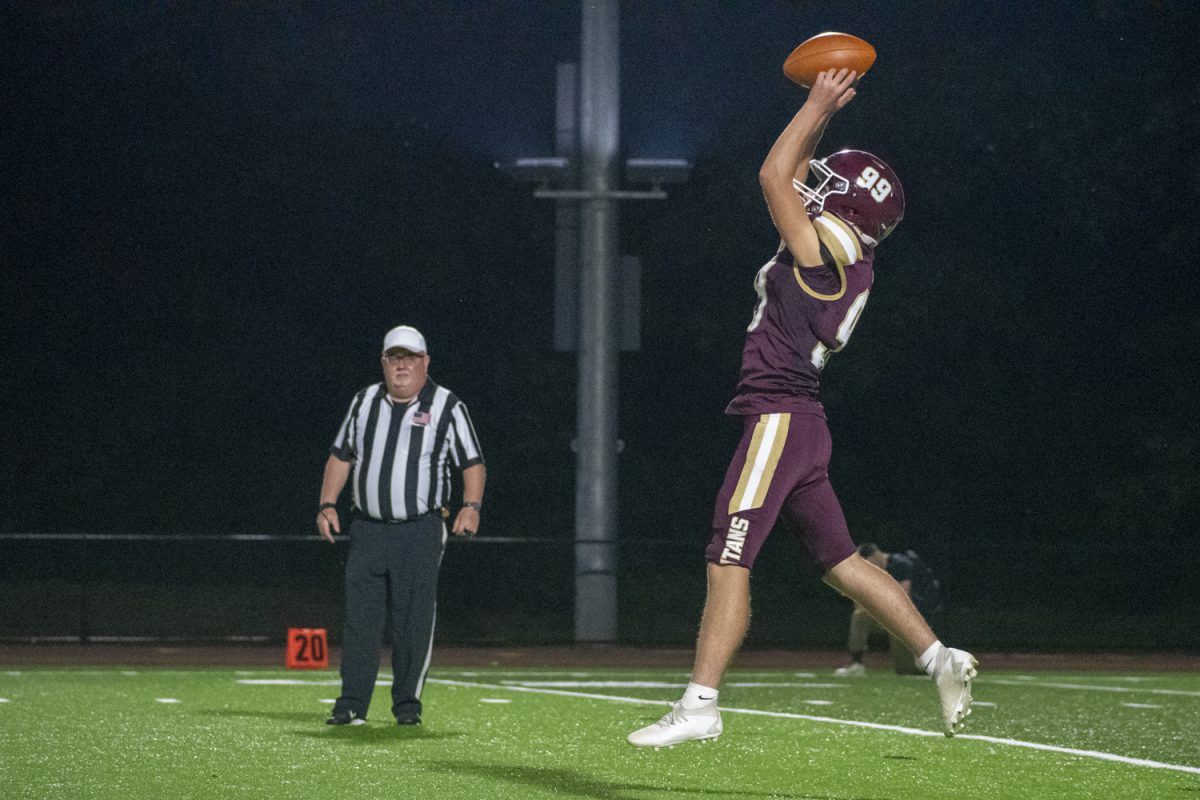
[316,324,485,726]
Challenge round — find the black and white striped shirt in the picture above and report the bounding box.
[330,379,484,522]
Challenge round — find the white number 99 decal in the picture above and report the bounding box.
[856,167,892,203]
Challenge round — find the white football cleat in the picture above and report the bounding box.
[834,662,866,677]
[932,647,978,737]
[627,701,722,748]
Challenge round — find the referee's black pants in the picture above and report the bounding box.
[335,515,446,720]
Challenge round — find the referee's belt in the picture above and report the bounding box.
[352,508,446,524]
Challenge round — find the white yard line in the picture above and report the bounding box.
[979,679,1200,698]
[451,670,820,679]
[427,678,1200,777]
[236,678,391,686]
[498,680,844,690]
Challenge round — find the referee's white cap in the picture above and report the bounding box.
[382,325,427,354]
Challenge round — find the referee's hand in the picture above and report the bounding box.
[316,508,340,543]
[451,506,479,537]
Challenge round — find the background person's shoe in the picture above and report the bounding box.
[395,713,422,725]
[834,662,866,676]
[627,701,722,748]
[932,647,978,737]
[325,708,366,726]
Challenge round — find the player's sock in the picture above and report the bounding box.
[918,641,945,676]
[680,682,719,709]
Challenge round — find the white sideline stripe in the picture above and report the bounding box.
[1122,703,1161,709]
[727,672,819,679]
[0,698,10,703]
[499,680,844,690]
[980,679,1200,698]
[427,679,1200,776]
[479,698,512,704]
[456,671,597,678]
[14,669,257,675]
[155,698,181,704]
[729,682,842,689]
[236,678,392,686]
[239,679,341,686]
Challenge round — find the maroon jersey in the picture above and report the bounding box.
[726,211,875,417]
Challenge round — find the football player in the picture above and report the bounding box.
[628,68,978,748]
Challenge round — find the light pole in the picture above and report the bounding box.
[499,0,689,642]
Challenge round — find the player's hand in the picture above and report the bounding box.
[451,507,480,537]
[807,68,857,113]
[316,508,339,543]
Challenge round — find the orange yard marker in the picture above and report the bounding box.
[286,627,329,669]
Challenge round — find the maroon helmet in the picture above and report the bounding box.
[793,149,905,247]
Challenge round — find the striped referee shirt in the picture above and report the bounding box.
[330,379,484,522]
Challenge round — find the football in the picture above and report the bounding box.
[783,32,876,88]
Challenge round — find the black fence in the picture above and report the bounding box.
[1,533,1195,651]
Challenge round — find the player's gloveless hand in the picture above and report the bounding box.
[808,68,857,113]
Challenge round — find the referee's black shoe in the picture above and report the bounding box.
[326,708,366,726]
[395,712,421,726]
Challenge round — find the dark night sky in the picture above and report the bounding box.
[2,1,1198,570]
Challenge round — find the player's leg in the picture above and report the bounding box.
[330,520,388,724]
[386,516,446,724]
[824,553,977,733]
[627,413,795,748]
[626,563,744,748]
[890,635,924,675]
[778,416,978,737]
[696,413,798,686]
[822,555,936,657]
[692,562,751,688]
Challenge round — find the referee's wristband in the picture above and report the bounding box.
[462,501,482,512]
[318,502,337,513]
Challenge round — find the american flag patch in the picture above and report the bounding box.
[412,411,431,426]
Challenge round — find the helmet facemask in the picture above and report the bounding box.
[792,158,850,215]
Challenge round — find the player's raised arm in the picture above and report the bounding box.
[758,68,857,267]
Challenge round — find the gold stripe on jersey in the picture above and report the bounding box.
[792,213,863,301]
[793,263,846,301]
[729,413,791,514]
[814,212,863,266]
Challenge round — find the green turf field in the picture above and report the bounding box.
[1,665,1197,799]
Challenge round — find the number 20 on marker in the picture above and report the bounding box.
[286,627,329,669]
